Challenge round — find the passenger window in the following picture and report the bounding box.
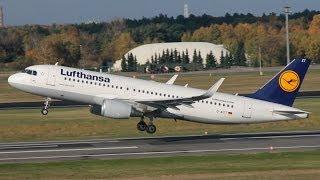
[32,71,37,76]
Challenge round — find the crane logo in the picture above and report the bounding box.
[279,70,300,92]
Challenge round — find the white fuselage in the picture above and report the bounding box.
[8,65,308,124]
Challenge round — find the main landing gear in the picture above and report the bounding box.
[137,116,157,134]
[41,97,51,115]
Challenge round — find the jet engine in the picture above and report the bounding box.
[90,99,142,119]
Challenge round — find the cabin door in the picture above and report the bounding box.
[46,66,57,86]
[242,100,252,118]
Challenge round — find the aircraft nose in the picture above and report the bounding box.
[8,73,21,87]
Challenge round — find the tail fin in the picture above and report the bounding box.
[249,58,311,106]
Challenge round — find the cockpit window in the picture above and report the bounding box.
[22,69,37,76]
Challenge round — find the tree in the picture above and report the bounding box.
[197,51,203,65]
[121,55,127,72]
[133,55,138,71]
[173,49,179,63]
[182,49,190,64]
[112,32,137,60]
[127,53,137,72]
[308,14,320,35]
[192,49,198,63]
[233,41,246,66]
[220,50,228,68]
[205,51,217,69]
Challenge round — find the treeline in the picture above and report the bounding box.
[123,48,242,73]
[0,9,319,70]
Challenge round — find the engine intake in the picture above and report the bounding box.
[90,99,142,119]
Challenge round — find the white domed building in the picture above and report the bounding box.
[112,42,229,71]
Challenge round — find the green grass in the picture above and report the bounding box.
[1,69,320,102]
[0,98,319,142]
[1,151,320,179]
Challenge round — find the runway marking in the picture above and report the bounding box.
[0,145,58,150]
[0,145,319,162]
[0,146,138,154]
[0,130,318,146]
[220,134,320,140]
[0,140,119,147]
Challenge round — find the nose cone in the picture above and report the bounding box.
[8,73,24,87]
[8,74,17,87]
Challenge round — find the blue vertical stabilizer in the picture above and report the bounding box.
[249,59,311,106]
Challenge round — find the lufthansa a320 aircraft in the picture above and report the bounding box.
[8,58,310,134]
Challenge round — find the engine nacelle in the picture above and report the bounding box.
[90,99,142,119]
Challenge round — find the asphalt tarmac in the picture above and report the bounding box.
[0,131,320,163]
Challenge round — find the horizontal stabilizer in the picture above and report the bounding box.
[272,110,309,115]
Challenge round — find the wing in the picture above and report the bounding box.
[136,78,225,110]
[166,74,178,85]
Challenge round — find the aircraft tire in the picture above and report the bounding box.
[41,109,48,115]
[146,124,156,134]
[137,121,147,131]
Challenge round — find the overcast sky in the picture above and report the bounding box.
[1,0,320,25]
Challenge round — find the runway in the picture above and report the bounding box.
[0,131,320,163]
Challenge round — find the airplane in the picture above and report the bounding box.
[8,58,311,134]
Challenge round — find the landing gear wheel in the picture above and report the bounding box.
[41,109,48,115]
[146,124,156,134]
[41,97,51,115]
[137,121,147,131]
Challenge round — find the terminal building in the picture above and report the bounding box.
[112,42,229,71]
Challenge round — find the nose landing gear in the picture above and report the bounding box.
[41,97,51,115]
[136,116,157,134]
